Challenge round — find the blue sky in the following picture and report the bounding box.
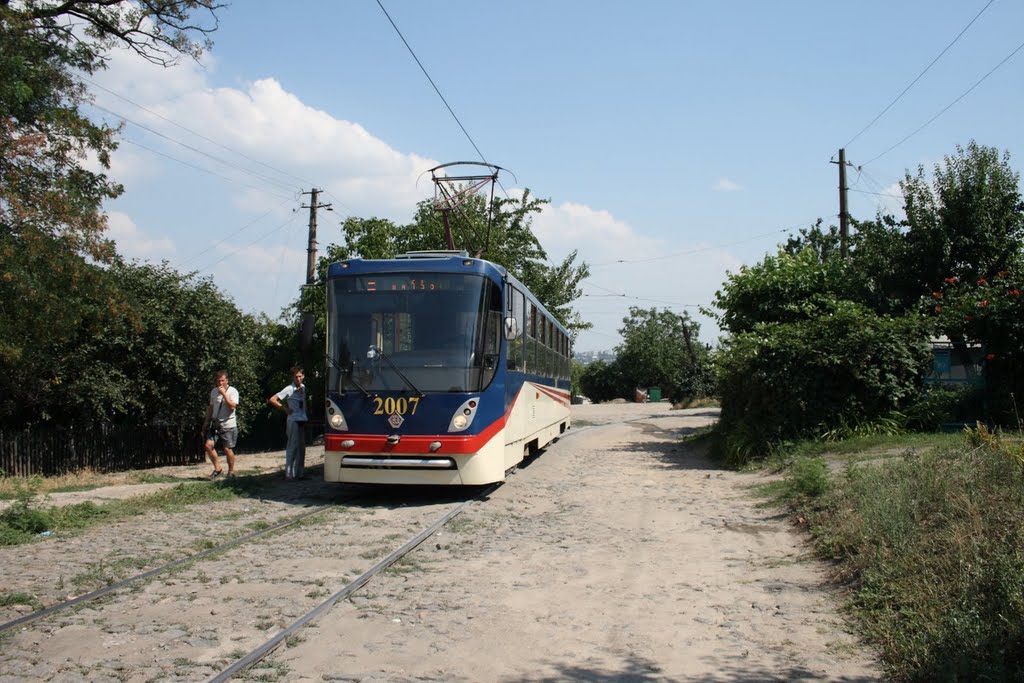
[89,1,1024,352]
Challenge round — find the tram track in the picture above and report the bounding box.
[0,501,340,635]
[210,484,498,682]
[0,474,508,682]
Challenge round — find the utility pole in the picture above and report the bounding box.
[301,188,332,284]
[831,149,850,259]
[299,188,331,352]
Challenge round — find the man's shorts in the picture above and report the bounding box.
[208,426,238,449]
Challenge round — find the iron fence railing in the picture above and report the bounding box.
[0,422,324,477]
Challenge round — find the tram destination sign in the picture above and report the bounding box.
[351,275,463,293]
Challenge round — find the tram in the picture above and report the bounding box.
[321,250,571,485]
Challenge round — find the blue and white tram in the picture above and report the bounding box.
[322,250,572,485]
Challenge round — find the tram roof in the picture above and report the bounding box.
[326,253,506,281]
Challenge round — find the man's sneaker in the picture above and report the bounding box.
[210,469,224,479]
[226,472,237,480]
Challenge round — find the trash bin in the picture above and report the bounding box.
[648,387,662,402]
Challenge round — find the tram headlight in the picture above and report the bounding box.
[448,397,479,432]
[326,398,348,431]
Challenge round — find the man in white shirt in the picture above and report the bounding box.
[268,366,308,480]
[204,369,239,478]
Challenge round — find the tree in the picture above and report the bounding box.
[715,303,931,463]
[708,247,852,335]
[0,1,225,427]
[901,141,1024,297]
[614,307,711,401]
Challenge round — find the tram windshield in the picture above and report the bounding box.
[327,272,503,393]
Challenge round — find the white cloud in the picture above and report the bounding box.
[106,211,176,259]
[713,178,743,192]
[522,196,742,350]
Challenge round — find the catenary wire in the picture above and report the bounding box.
[588,223,815,268]
[191,212,300,274]
[84,76,315,190]
[120,138,295,202]
[177,196,298,268]
[862,36,1024,167]
[843,0,996,149]
[89,102,300,194]
[375,0,489,166]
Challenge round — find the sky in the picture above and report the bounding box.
[87,0,1024,352]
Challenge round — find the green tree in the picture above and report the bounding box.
[901,141,1024,296]
[709,247,852,335]
[614,307,711,402]
[715,303,931,463]
[0,1,224,427]
[578,360,628,403]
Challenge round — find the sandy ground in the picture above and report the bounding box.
[0,403,882,682]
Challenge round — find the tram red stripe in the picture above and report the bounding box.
[325,414,506,455]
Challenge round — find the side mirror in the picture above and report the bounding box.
[504,317,518,340]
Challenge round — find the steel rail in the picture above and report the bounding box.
[0,502,338,634]
[210,483,501,682]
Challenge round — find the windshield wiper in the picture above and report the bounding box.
[367,345,425,398]
[325,354,371,398]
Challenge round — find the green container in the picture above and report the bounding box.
[648,387,662,402]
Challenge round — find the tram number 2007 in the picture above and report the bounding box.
[372,396,421,416]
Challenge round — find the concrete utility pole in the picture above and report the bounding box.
[301,188,332,284]
[299,188,331,352]
[831,149,850,259]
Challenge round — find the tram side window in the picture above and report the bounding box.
[508,288,525,371]
[481,280,503,387]
[527,302,537,372]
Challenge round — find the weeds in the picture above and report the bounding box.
[0,481,245,546]
[0,591,43,611]
[775,428,1024,680]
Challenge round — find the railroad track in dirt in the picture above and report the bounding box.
[211,485,496,682]
[0,501,338,635]
[0,472,506,682]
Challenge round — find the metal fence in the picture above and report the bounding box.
[0,421,326,477]
[0,423,205,477]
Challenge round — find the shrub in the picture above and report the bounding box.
[715,302,931,464]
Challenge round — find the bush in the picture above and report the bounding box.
[715,302,931,464]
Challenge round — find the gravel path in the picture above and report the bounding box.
[0,403,882,682]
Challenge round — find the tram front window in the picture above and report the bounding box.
[327,273,501,393]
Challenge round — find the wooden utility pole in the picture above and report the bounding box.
[832,149,850,259]
[301,188,332,284]
[299,188,331,352]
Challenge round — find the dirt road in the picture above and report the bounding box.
[0,402,881,681]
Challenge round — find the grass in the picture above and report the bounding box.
[0,479,255,546]
[0,469,187,499]
[0,591,43,611]
[767,427,1024,681]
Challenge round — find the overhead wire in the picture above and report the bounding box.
[588,221,818,268]
[88,102,299,193]
[178,195,297,268]
[843,0,996,149]
[120,138,295,202]
[192,211,301,274]
[374,1,515,204]
[375,0,488,166]
[862,36,1024,167]
[84,76,315,189]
